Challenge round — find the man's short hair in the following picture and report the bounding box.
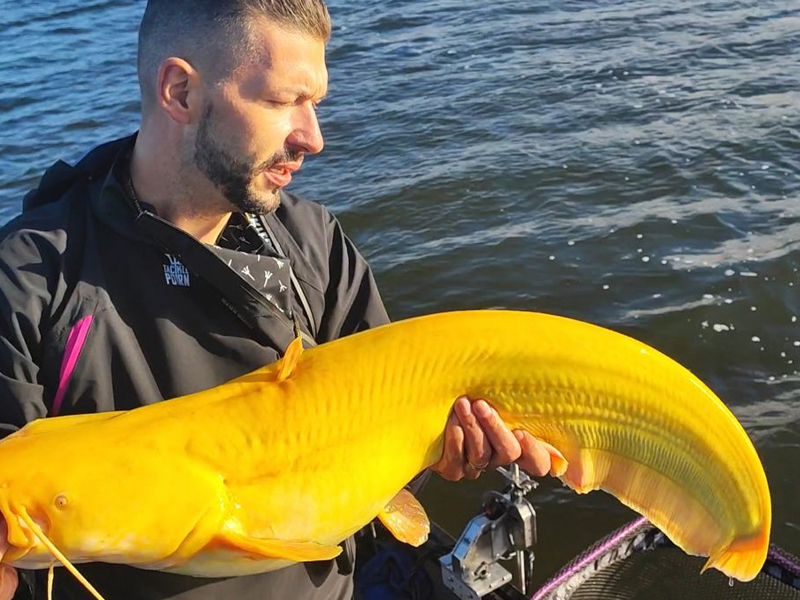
[137,0,331,110]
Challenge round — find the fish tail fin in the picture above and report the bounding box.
[500,407,770,583]
[15,507,108,600]
[555,447,763,580]
[701,526,770,582]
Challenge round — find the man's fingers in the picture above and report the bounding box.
[462,463,483,480]
[434,398,554,482]
[434,410,467,481]
[0,519,15,600]
[514,430,552,477]
[473,400,521,467]
[0,565,18,600]
[454,397,492,470]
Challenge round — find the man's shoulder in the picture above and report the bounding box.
[0,136,131,252]
[0,173,98,256]
[0,198,76,255]
[22,136,131,213]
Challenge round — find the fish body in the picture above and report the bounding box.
[0,310,771,585]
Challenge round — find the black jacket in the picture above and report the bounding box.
[0,136,390,600]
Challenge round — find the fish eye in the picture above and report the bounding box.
[54,494,69,509]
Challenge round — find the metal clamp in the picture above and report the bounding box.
[440,465,538,599]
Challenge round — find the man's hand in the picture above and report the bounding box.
[0,565,17,600]
[431,397,554,481]
[0,518,17,600]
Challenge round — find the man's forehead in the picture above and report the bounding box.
[240,20,328,92]
[246,18,325,65]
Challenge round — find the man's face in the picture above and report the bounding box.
[191,20,328,214]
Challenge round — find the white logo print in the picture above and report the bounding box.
[241,265,255,281]
[163,254,190,287]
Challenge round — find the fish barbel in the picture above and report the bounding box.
[0,310,771,598]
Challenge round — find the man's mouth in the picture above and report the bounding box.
[264,161,302,188]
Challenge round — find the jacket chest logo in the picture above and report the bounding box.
[163,254,191,287]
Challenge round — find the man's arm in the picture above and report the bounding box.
[0,230,54,435]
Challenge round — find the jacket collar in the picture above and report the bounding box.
[88,134,156,243]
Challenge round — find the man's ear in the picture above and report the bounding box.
[156,57,202,125]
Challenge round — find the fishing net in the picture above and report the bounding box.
[531,518,800,600]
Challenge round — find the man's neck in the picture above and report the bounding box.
[130,131,232,244]
[160,210,232,245]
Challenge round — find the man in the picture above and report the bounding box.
[0,1,552,598]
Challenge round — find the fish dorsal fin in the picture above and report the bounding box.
[217,530,341,562]
[277,337,304,382]
[15,507,108,600]
[377,489,430,547]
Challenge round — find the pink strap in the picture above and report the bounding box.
[50,315,94,417]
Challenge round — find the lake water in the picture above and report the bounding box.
[1,0,799,589]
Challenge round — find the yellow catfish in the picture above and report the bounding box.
[0,310,771,600]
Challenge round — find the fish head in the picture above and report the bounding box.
[0,430,111,566]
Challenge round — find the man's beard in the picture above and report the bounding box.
[193,104,300,215]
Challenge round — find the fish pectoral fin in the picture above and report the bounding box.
[217,531,342,563]
[377,489,430,547]
[277,337,304,382]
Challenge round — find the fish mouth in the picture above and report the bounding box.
[0,494,39,563]
[0,521,7,564]
[0,497,13,555]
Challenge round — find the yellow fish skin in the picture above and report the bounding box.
[0,310,770,586]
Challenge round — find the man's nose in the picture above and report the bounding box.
[287,102,324,155]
